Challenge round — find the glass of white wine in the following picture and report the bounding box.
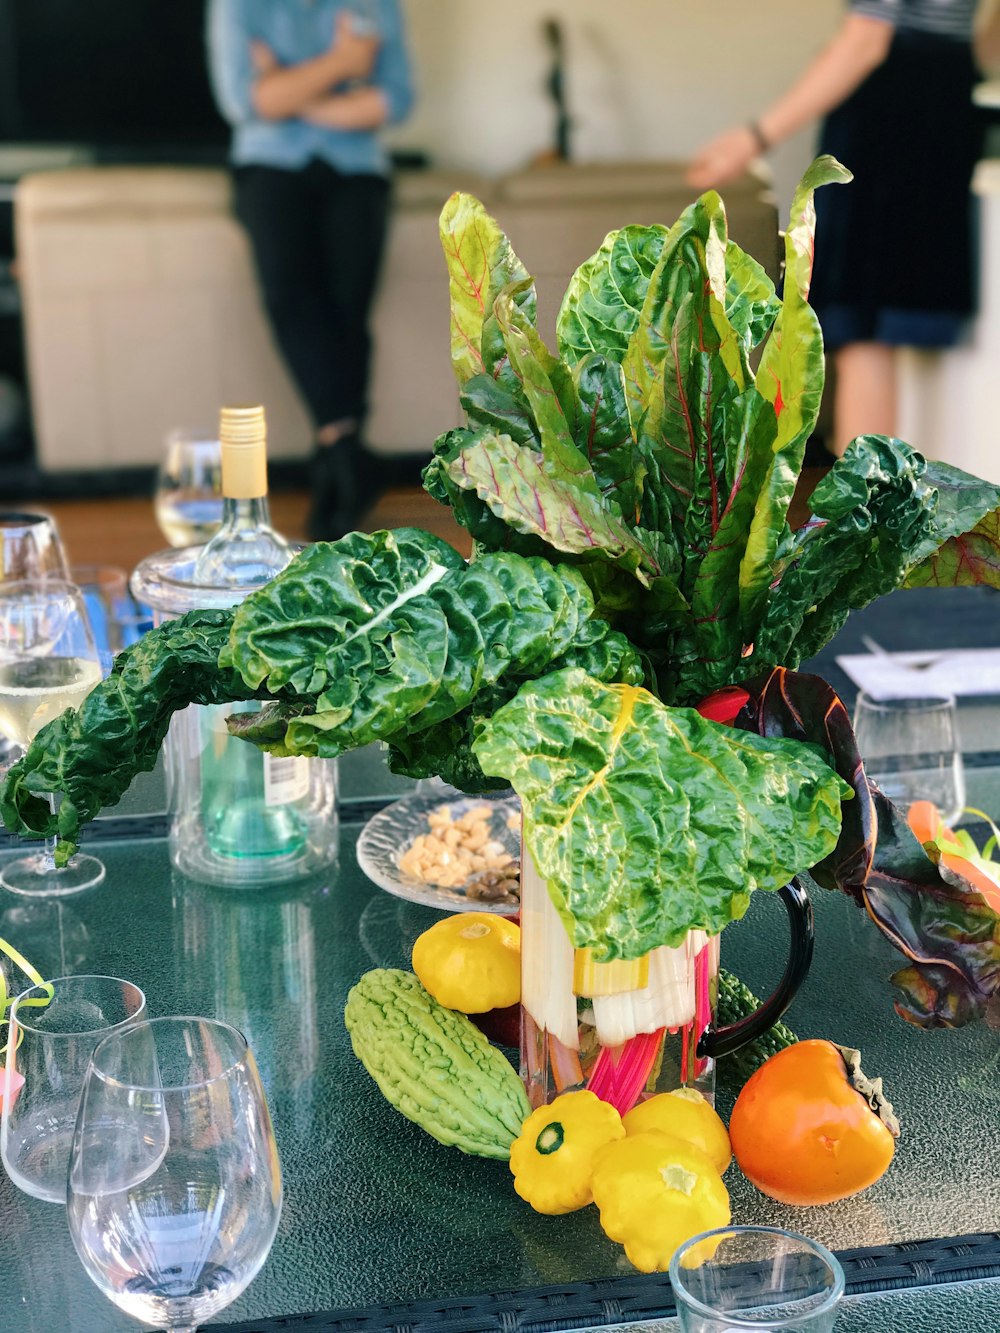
[0,579,106,895]
[154,430,224,547]
[67,1017,282,1332]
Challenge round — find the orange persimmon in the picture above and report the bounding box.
[729,1040,899,1206]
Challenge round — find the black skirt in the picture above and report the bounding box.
[810,28,985,349]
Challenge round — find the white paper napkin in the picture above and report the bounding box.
[836,647,1000,700]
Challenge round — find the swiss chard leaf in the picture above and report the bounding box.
[557,224,669,365]
[748,436,940,670]
[229,549,644,758]
[442,431,662,585]
[739,156,852,646]
[724,240,780,351]
[439,192,535,386]
[905,508,1000,589]
[736,667,876,897]
[572,352,642,521]
[864,790,1000,1027]
[473,668,848,960]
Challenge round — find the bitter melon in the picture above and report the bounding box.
[344,967,531,1159]
[716,968,798,1088]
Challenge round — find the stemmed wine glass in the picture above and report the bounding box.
[67,1016,283,1333]
[0,511,68,583]
[0,579,106,895]
[154,431,224,547]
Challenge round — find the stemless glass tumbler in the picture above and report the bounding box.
[853,691,966,826]
[669,1226,845,1331]
[67,1016,282,1333]
[1,974,146,1202]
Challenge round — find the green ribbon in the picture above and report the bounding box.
[0,937,52,1058]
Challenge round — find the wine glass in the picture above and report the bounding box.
[0,579,106,895]
[0,511,68,583]
[67,1016,283,1333]
[853,690,966,826]
[154,430,224,547]
[0,515,68,769]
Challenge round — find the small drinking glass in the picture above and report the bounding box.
[0,579,107,894]
[1,974,146,1202]
[67,1016,282,1333]
[853,691,966,826]
[154,431,224,548]
[669,1226,845,1331]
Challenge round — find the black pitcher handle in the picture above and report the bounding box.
[697,877,814,1061]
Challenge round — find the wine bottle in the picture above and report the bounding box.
[194,406,308,863]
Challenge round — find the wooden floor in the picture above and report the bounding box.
[21,485,472,574]
[16,469,826,576]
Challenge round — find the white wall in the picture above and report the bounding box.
[388,0,843,215]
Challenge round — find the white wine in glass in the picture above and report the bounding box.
[154,432,224,547]
[0,655,103,749]
[0,580,106,895]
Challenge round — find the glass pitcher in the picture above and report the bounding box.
[131,547,338,888]
[519,837,813,1112]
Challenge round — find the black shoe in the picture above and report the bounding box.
[307,435,383,542]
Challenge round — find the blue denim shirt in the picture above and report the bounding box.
[206,0,414,175]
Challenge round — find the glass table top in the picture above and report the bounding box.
[0,585,996,1330]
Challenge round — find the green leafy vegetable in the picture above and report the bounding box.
[473,668,850,960]
[7,159,1000,1025]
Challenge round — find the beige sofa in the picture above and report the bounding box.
[15,163,779,474]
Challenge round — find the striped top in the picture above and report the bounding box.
[850,0,977,39]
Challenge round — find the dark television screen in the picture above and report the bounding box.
[0,0,228,150]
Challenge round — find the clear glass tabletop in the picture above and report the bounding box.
[0,586,996,1331]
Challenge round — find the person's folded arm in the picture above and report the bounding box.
[687,13,895,189]
[302,86,390,130]
[251,13,380,121]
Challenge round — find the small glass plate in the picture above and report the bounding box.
[355,787,521,913]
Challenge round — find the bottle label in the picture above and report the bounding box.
[264,752,311,807]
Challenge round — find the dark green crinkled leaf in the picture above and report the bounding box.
[473,668,848,960]
[229,549,643,759]
[736,667,876,898]
[748,436,940,671]
[557,224,669,365]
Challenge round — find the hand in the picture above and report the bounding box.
[686,126,761,192]
[250,40,278,75]
[329,10,380,81]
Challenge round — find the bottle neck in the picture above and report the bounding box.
[219,493,273,531]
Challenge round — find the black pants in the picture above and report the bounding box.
[234,160,390,430]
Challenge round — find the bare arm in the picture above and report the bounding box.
[251,13,379,121]
[976,0,1000,70]
[302,87,390,131]
[687,14,894,189]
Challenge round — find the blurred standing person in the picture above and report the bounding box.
[687,1,1000,459]
[207,0,414,538]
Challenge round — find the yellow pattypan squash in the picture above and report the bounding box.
[591,1130,730,1273]
[509,1090,625,1215]
[622,1088,732,1174]
[412,912,520,1013]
